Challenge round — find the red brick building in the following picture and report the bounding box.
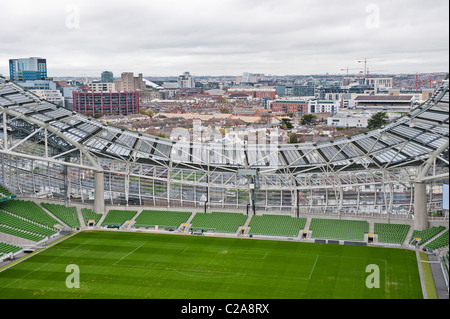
[270,100,309,116]
[226,87,276,99]
[73,91,140,116]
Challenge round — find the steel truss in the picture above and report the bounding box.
[0,76,448,219]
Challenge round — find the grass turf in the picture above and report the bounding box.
[418,252,437,299]
[0,231,423,299]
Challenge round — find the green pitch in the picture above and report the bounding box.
[0,231,423,299]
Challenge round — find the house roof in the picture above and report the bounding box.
[355,95,413,101]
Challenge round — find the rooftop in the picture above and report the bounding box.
[355,95,414,101]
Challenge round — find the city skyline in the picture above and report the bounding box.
[0,0,448,77]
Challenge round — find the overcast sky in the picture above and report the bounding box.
[0,0,448,78]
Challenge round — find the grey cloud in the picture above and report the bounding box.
[0,0,448,77]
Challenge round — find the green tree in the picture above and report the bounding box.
[280,118,293,129]
[289,134,299,144]
[367,112,389,129]
[300,114,317,125]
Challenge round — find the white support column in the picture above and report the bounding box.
[338,187,344,217]
[414,181,428,231]
[2,112,8,150]
[125,163,130,209]
[94,171,105,214]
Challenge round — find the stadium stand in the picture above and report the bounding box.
[134,210,192,229]
[409,226,446,245]
[0,211,56,237]
[0,200,59,228]
[0,184,16,201]
[0,241,21,257]
[101,210,137,228]
[0,225,45,242]
[41,203,81,228]
[374,223,410,244]
[81,208,102,227]
[190,212,247,233]
[424,229,449,250]
[248,214,306,237]
[309,218,369,241]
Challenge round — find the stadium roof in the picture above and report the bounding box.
[0,76,448,175]
[355,95,414,102]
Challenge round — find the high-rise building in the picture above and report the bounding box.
[9,57,48,82]
[101,71,114,83]
[114,72,145,91]
[177,72,195,89]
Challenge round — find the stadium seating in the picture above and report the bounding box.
[41,203,81,228]
[374,223,410,244]
[0,241,21,256]
[309,218,369,241]
[101,210,137,227]
[248,214,306,237]
[0,184,16,201]
[0,200,59,227]
[0,225,46,242]
[134,210,192,229]
[81,208,102,227]
[0,211,57,237]
[190,212,247,233]
[0,242,21,258]
[409,226,446,245]
[425,229,449,250]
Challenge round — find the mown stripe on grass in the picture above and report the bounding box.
[0,231,424,299]
[419,252,437,299]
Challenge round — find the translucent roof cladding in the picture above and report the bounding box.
[282,149,309,166]
[1,76,449,170]
[441,91,449,102]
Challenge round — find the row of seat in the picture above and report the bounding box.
[134,210,192,229]
[374,223,410,244]
[190,212,247,233]
[41,203,80,228]
[0,185,14,198]
[0,200,59,228]
[101,210,137,227]
[0,241,22,256]
[0,225,46,242]
[0,211,56,238]
[248,215,306,237]
[425,229,449,250]
[409,226,446,245]
[309,218,369,241]
[81,208,103,226]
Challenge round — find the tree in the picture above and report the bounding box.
[300,114,317,125]
[280,118,293,130]
[289,134,299,144]
[140,108,154,118]
[367,112,389,129]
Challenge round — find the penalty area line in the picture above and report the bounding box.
[113,244,144,266]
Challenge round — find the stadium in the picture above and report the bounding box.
[0,75,448,300]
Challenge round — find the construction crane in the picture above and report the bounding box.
[358,58,370,85]
[340,67,362,86]
[413,74,433,89]
[408,73,420,90]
